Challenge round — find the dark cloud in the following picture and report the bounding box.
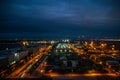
[0,0,120,39]
[92,0,120,22]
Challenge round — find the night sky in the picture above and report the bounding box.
[0,0,120,39]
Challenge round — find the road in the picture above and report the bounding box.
[7,53,42,78]
[30,56,48,78]
[6,45,52,78]
[45,72,120,80]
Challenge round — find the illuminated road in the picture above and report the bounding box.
[7,45,52,78]
[28,46,52,78]
[17,54,44,78]
[45,72,120,80]
[45,72,118,77]
[7,53,41,78]
[30,56,48,78]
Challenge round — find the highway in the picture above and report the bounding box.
[7,52,42,78]
[6,45,52,78]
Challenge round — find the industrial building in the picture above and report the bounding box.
[0,48,28,69]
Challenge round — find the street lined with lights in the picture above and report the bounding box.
[6,45,52,78]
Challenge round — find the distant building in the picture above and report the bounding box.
[54,43,73,53]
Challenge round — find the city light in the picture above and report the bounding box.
[0,39,120,79]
